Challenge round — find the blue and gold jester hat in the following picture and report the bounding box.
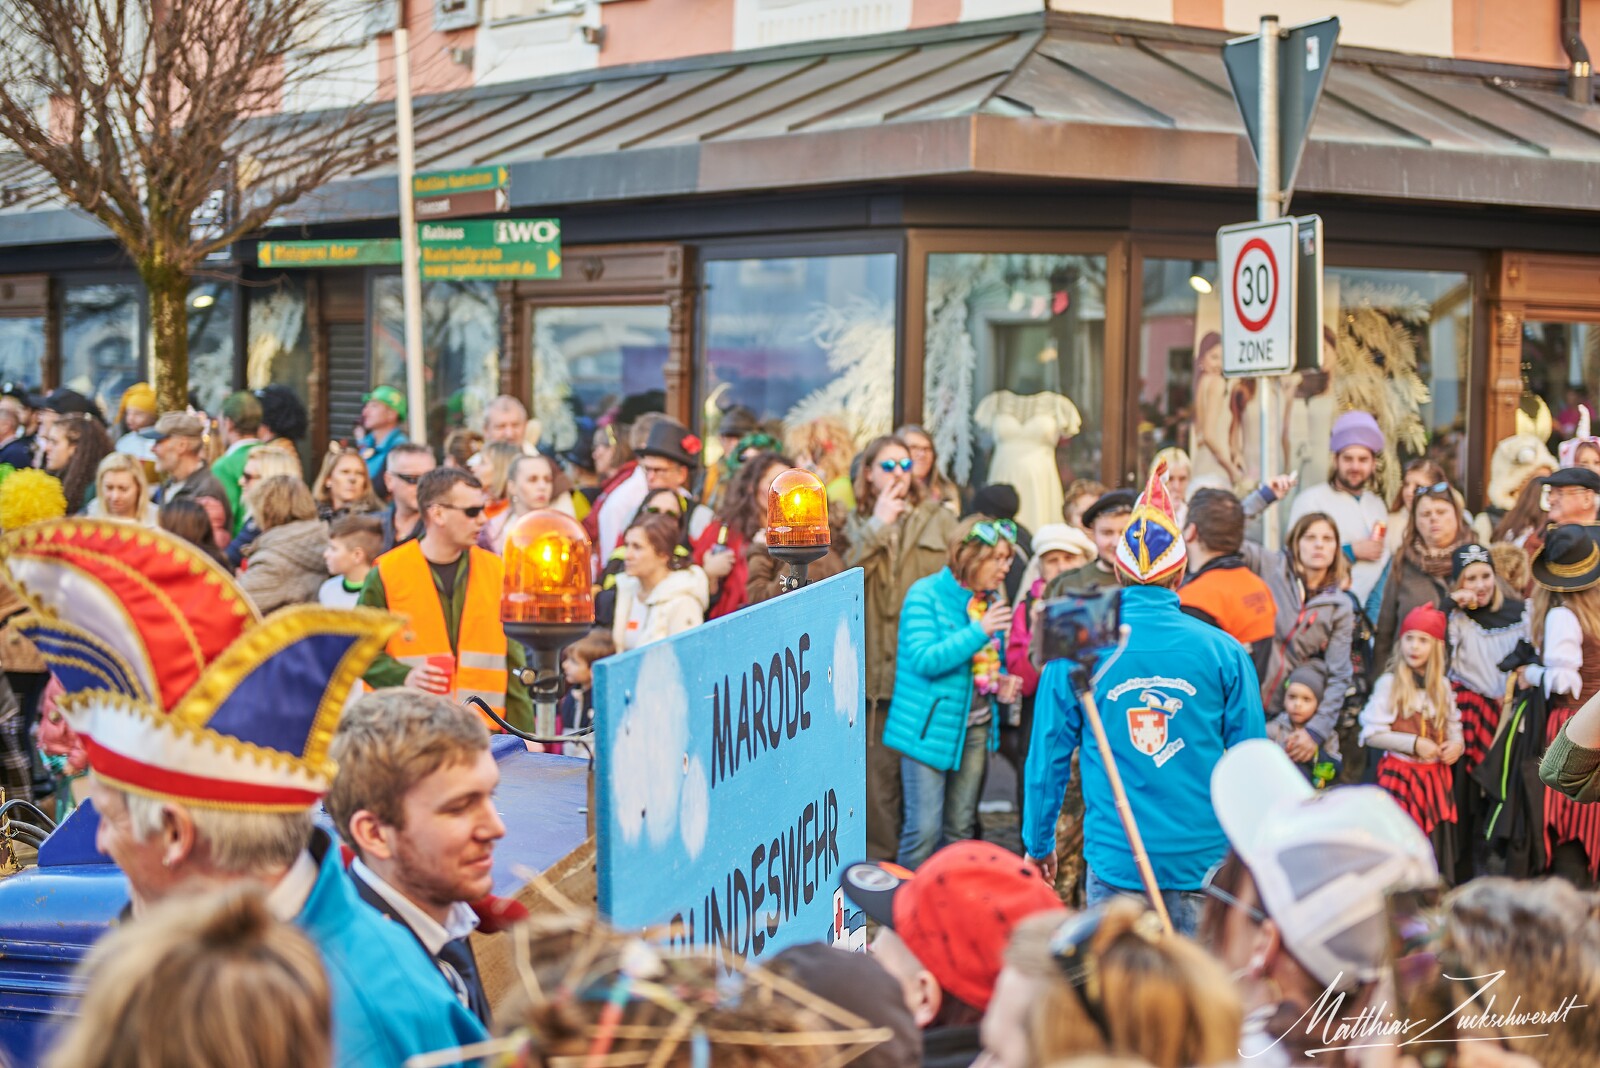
[0,520,401,811]
[1113,460,1187,586]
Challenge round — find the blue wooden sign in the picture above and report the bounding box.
[594,570,867,962]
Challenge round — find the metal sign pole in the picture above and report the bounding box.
[1257,15,1282,550]
[394,29,428,445]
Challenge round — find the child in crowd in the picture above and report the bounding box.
[1446,542,1527,879]
[1268,661,1341,789]
[318,514,383,609]
[558,629,616,757]
[1361,603,1463,879]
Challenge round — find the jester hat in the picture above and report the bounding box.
[1113,461,1187,585]
[0,520,401,811]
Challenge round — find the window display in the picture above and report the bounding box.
[373,277,500,445]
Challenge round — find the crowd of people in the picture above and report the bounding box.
[0,376,1598,1068]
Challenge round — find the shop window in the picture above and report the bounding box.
[1521,321,1600,454]
[530,305,671,452]
[923,252,1104,533]
[246,277,311,392]
[0,318,44,389]
[372,277,500,446]
[61,282,142,420]
[701,254,898,458]
[1139,260,1470,500]
[187,282,235,416]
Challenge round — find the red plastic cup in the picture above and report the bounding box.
[425,654,456,695]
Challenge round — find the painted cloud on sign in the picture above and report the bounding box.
[680,756,709,861]
[833,615,859,728]
[610,643,689,848]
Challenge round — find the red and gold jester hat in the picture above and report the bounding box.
[1113,460,1187,586]
[0,520,400,811]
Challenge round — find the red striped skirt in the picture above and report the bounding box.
[1545,703,1600,879]
[1377,754,1458,835]
[1450,682,1500,773]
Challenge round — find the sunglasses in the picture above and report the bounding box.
[435,503,484,518]
[1049,905,1166,1037]
[878,458,914,473]
[1201,861,1268,925]
[1416,481,1453,499]
[965,518,1018,546]
[390,471,422,485]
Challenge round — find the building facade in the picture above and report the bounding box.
[0,0,1597,506]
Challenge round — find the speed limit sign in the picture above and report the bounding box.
[1217,219,1297,378]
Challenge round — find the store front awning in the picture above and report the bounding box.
[4,11,1600,247]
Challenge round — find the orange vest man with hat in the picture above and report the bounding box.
[359,467,535,732]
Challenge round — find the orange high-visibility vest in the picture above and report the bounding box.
[376,540,508,728]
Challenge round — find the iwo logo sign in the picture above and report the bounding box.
[417,218,561,281]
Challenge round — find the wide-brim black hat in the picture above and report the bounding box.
[634,417,702,468]
[1533,523,1600,592]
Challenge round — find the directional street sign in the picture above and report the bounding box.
[1218,218,1297,378]
[258,239,402,268]
[418,218,561,281]
[412,165,510,198]
[416,187,510,220]
[1222,17,1340,206]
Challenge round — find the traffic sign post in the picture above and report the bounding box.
[1218,219,1298,379]
[418,218,562,281]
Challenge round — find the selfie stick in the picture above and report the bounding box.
[1078,623,1174,935]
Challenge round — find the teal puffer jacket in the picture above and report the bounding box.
[883,567,999,771]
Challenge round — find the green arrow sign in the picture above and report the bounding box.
[417,218,562,281]
[413,165,510,198]
[258,239,402,268]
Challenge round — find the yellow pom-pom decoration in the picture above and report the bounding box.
[0,469,68,530]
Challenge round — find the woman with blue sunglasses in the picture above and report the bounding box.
[845,434,961,860]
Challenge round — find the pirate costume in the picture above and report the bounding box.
[1524,524,1600,884]
[1361,603,1462,881]
[0,520,488,1067]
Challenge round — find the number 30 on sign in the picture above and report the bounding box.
[1217,219,1298,378]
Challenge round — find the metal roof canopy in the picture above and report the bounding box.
[3,10,1600,248]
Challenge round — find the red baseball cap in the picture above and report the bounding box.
[839,841,1064,1010]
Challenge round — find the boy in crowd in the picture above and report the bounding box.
[1270,662,1341,789]
[320,514,384,609]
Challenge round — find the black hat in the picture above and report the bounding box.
[1080,488,1138,529]
[969,484,1020,522]
[634,417,702,469]
[1544,467,1600,493]
[717,405,759,441]
[1533,524,1600,592]
[42,388,103,423]
[0,382,38,408]
[1450,543,1495,583]
[561,422,597,471]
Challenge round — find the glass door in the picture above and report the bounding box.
[527,304,672,454]
[1520,320,1600,453]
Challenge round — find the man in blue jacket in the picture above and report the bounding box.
[1023,461,1265,936]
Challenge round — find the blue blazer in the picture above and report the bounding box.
[883,567,998,771]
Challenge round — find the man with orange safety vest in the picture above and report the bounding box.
[359,467,535,732]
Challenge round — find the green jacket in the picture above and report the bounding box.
[1540,724,1600,804]
[212,440,261,534]
[357,554,534,732]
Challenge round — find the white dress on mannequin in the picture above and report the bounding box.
[974,390,1082,533]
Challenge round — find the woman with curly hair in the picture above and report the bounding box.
[786,415,857,509]
[43,413,113,514]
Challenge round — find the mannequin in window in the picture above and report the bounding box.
[973,362,1081,534]
[1191,331,1242,491]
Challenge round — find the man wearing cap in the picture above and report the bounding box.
[212,390,264,534]
[1288,410,1390,602]
[840,841,1063,1068]
[1042,488,1136,598]
[326,689,506,1028]
[1206,739,1438,1063]
[360,467,534,732]
[2,520,488,1067]
[146,411,231,547]
[359,385,410,484]
[633,416,712,540]
[1543,465,1600,527]
[1025,462,1266,936]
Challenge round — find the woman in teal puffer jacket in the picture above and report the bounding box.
[885,515,1019,868]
